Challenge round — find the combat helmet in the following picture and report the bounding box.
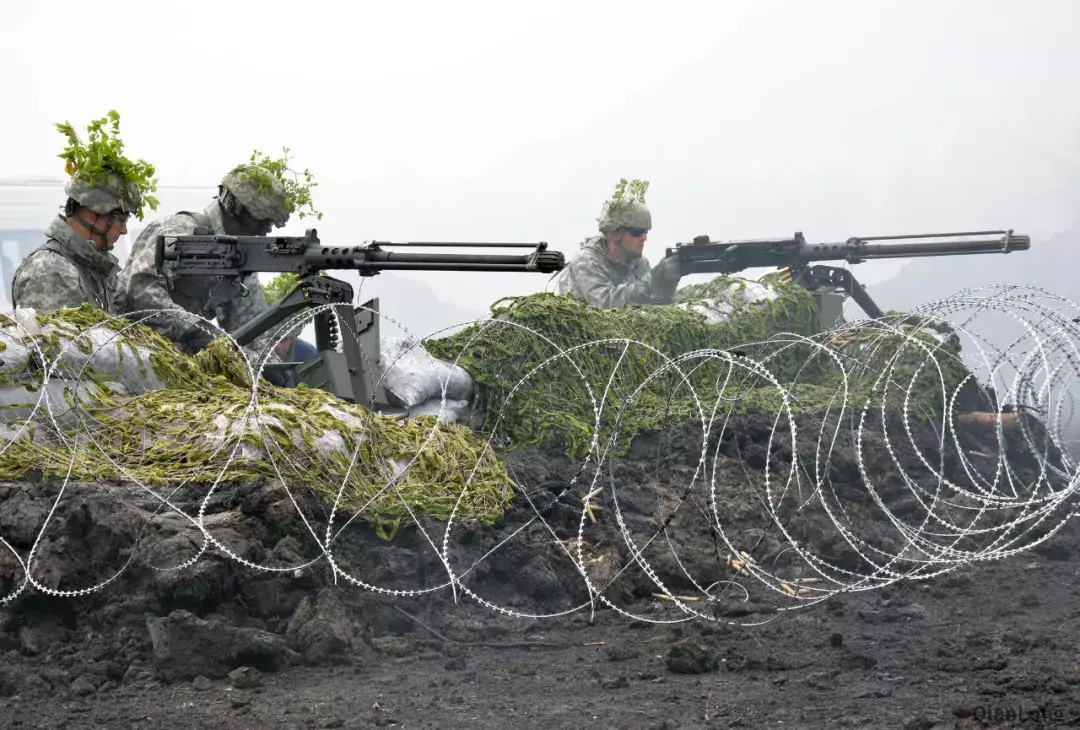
[64,173,143,217]
[598,199,651,235]
[220,165,291,228]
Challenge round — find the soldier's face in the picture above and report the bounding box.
[84,210,129,251]
[249,217,274,236]
[223,201,275,236]
[103,213,129,248]
[618,227,648,259]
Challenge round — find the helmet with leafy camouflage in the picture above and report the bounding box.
[598,200,651,234]
[220,165,291,228]
[64,173,143,216]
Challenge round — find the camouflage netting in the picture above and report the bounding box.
[0,305,514,539]
[425,274,970,457]
[0,276,971,535]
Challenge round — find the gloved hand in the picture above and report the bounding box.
[651,254,683,285]
[176,326,216,355]
[249,345,297,388]
[261,366,297,388]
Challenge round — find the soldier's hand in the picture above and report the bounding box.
[261,366,297,388]
[652,255,683,284]
[177,327,216,355]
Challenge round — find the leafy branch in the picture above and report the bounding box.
[263,272,299,306]
[607,177,649,210]
[55,110,159,220]
[235,147,322,221]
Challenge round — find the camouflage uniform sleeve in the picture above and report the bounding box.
[119,222,208,345]
[11,251,89,314]
[560,250,679,308]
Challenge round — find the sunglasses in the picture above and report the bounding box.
[625,227,649,237]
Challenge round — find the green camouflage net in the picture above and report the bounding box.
[425,275,969,458]
[0,306,514,539]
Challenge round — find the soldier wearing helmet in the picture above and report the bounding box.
[554,197,683,309]
[11,173,141,314]
[116,164,292,358]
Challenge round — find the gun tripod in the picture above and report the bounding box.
[779,264,885,328]
[230,273,397,411]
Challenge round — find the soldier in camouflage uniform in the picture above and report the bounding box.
[11,174,141,314]
[116,165,291,359]
[554,199,683,308]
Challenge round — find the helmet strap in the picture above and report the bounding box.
[73,212,112,251]
[220,189,241,217]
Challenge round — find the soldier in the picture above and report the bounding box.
[117,165,291,358]
[274,332,318,363]
[554,198,683,308]
[11,174,140,314]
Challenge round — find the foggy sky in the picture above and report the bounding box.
[3,0,1078,311]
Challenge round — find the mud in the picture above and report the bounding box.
[0,412,1077,729]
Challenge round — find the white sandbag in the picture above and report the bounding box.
[682,300,734,324]
[177,401,373,462]
[379,336,475,409]
[406,397,471,423]
[1,310,167,393]
[0,379,131,428]
[677,279,781,324]
[0,311,479,445]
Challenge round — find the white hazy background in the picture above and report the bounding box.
[3,0,1079,314]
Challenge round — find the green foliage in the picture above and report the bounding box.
[55,110,159,220]
[425,279,830,457]
[236,147,322,221]
[609,177,649,207]
[425,279,970,458]
[263,272,300,306]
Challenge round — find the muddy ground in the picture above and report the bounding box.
[0,411,1078,729]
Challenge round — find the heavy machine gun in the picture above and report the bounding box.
[664,230,1030,327]
[155,227,565,409]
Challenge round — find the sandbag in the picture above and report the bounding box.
[406,397,472,423]
[677,279,781,324]
[379,335,475,409]
[0,379,132,429]
[0,310,167,393]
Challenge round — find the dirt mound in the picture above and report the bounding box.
[0,407,1072,710]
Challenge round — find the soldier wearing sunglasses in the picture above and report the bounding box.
[11,174,139,314]
[117,164,291,362]
[554,199,683,308]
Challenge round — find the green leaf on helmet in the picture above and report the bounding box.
[53,110,159,221]
[233,147,323,221]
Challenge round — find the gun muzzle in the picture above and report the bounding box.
[1004,233,1031,252]
[847,230,1031,259]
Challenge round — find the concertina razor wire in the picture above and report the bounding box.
[0,283,1078,627]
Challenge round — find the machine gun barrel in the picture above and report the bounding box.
[664,228,1031,326]
[665,229,1029,275]
[155,229,566,277]
[802,230,1031,262]
[309,246,564,273]
[152,227,568,410]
